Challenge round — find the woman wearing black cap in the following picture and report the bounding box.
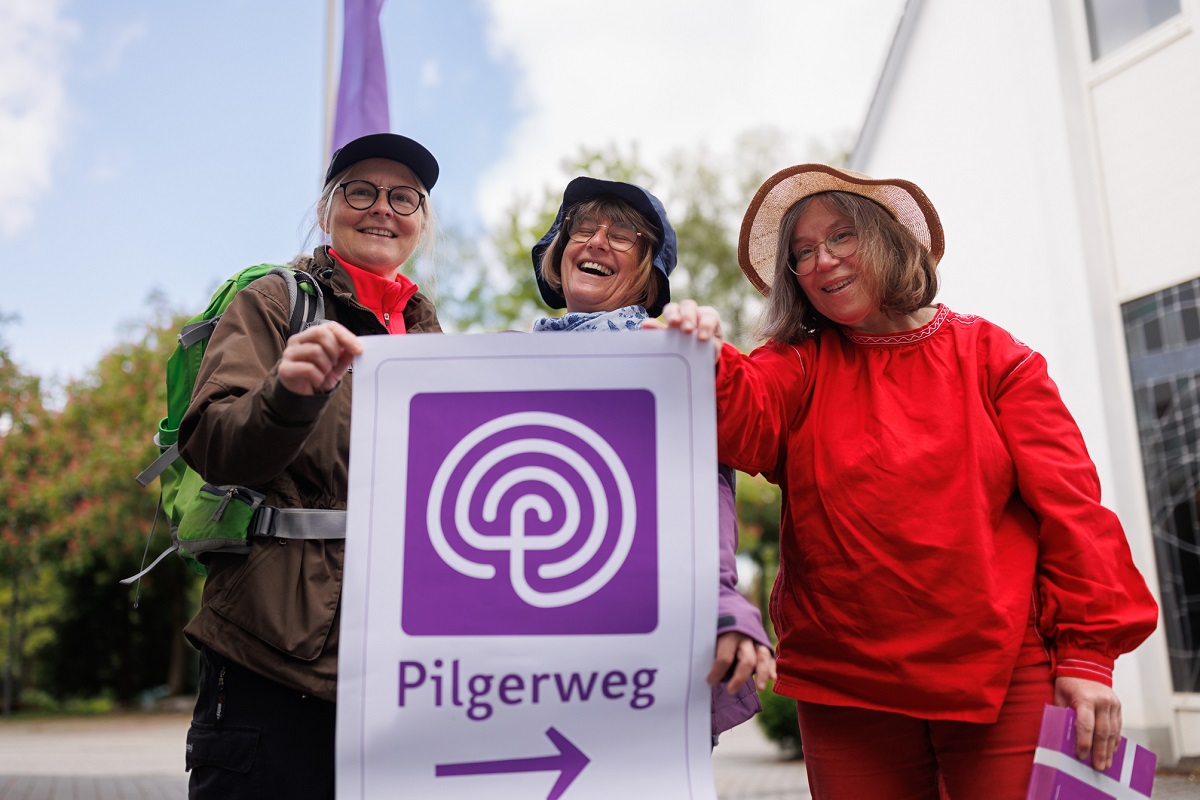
[531,177,777,745]
[178,133,441,798]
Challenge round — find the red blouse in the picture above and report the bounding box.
[715,305,1157,722]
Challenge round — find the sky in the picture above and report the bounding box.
[0,0,904,383]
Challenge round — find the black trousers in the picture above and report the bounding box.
[187,646,336,799]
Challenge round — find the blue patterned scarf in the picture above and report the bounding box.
[531,305,649,333]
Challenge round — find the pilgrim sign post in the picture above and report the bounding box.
[336,331,720,799]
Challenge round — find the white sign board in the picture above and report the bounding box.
[337,330,719,799]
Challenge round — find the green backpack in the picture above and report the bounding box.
[124,265,326,581]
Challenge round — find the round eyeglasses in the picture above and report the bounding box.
[787,228,859,276]
[565,215,643,252]
[338,180,425,216]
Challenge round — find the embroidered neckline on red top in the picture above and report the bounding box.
[842,304,954,346]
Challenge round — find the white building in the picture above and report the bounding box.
[849,0,1200,763]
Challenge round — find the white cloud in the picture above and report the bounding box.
[0,0,77,236]
[476,0,903,227]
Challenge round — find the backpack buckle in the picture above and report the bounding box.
[251,505,277,538]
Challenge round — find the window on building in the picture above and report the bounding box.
[1123,280,1200,692]
[1144,316,1164,351]
[1184,307,1200,342]
[1085,0,1182,59]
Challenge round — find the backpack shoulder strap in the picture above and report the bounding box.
[136,442,179,488]
[277,267,325,336]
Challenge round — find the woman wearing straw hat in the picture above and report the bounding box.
[655,164,1158,797]
[531,176,776,744]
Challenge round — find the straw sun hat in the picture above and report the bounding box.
[737,164,945,295]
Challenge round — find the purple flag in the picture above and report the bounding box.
[332,0,389,154]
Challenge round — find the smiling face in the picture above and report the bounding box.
[790,197,913,335]
[559,213,650,314]
[323,157,425,278]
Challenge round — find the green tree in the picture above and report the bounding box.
[0,336,59,715]
[733,471,782,633]
[42,319,168,570]
[36,308,197,703]
[0,307,199,709]
[733,473,800,754]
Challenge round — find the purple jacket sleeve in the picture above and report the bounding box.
[716,469,771,645]
[711,467,772,738]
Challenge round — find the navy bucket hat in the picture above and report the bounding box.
[325,133,440,192]
[531,177,677,317]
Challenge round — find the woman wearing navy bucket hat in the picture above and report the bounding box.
[531,176,777,744]
[178,133,442,798]
[657,163,1159,798]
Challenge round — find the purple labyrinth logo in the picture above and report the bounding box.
[401,389,658,635]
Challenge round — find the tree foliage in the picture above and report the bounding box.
[0,309,198,709]
[41,311,197,701]
[0,342,59,569]
[48,321,170,569]
[0,336,60,714]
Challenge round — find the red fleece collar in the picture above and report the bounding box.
[328,248,419,334]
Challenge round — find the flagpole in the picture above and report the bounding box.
[322,0,339,173]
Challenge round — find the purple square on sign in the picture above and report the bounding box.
[401,389,658,635]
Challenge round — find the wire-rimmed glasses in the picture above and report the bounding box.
[787,228,859,276]
[565,215,643,252]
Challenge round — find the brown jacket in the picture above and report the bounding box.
[178,248,440,700]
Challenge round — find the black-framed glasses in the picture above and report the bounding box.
[338,180,425,216]
[565,215,643,252]
[787,228,859,276]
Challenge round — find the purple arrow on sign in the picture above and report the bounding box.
[435,726,590,799]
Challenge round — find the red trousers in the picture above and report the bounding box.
[796,658,1053,800]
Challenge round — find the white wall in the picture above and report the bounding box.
[1087,19,1200,301]
[856,1,1114,487]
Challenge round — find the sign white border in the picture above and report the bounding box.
[338,330,720,799]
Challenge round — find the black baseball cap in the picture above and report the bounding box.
[324,133,439,191]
